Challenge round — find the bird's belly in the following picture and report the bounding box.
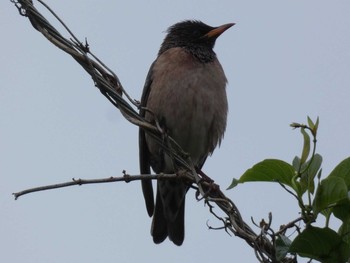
[156,78,226,170]
[145,52,228,172]
[165,97,212,164]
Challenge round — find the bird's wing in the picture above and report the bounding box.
[139,61,156,217]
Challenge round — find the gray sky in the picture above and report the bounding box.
[2,1,350,262]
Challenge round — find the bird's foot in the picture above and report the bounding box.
[195,167,215,184]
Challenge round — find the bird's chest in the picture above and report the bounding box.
[146,55,225,163]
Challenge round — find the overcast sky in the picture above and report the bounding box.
[2,1,350,262]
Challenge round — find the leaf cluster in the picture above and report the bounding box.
[228,117,350,262]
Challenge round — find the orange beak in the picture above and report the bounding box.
[205,23,235,38]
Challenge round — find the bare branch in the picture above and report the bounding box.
[275,216,304,236]
[12,173,179,200]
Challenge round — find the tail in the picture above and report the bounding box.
[151,185,185,246]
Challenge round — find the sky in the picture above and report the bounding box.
[1,1,350,262]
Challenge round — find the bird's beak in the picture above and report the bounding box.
[205,23,235,39]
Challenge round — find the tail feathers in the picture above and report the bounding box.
[168,198,185,246]
[151,189,185,246]
[142,179,154,217]
[151,190,168,244]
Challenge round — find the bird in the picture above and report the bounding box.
[139,20,233,246]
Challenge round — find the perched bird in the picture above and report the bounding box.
[139,20,233,246]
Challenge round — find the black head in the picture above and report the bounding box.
[158,20,234,62]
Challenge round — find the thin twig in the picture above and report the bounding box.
[275,216,304,236]
[13,173,179,200]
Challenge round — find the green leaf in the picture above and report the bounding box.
[338,219,350,246]
[307,116,319,136]
[298,170,309,196]
[313,176,348,215]
[317,168,323,180]
[300,127,310,165]
[292,156,301,172]
[314,116,320,135]
[238,159,296,188]
[227,178,239,190]
[329,157,350,189]
[275,234,292,261]
[308,154,323,180]
[293,154,322,195]
[289,226,350,263]
[307,116,315,129]
[333,198,350,222]
[306,154,323,194]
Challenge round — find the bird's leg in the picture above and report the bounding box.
[195,167,214,183]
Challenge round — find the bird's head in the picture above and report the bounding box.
[158,20,235,60]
